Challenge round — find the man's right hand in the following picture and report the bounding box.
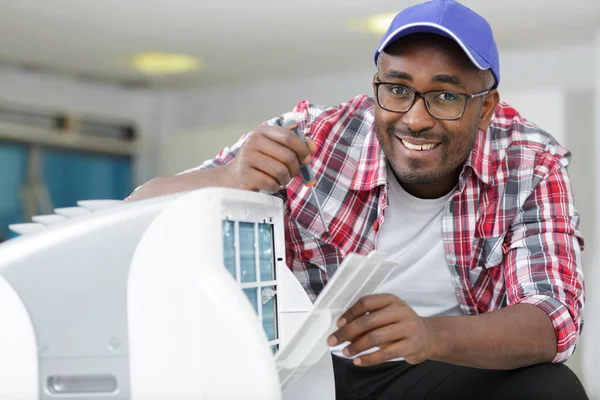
[223,123,316,193]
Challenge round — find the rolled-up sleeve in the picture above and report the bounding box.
[504,162,585,363]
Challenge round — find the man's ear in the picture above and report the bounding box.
[479,89,500,132]
[372,73,378,97]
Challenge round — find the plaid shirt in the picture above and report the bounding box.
[190,94,585,363]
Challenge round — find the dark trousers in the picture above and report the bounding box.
[332,354,588,400]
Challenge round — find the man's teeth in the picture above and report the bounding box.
[401,140,438,151]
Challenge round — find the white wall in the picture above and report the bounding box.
[499,43,595,93]
[584,31,600,400]
[0,65,163,186]
[159,70,375,139]
[159,121,254,176]
[563,89,595,396]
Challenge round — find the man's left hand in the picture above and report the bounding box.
[327,293,436,366]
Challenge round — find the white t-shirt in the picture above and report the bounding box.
[331,167,462,359]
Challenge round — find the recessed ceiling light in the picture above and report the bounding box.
[130,52,202,76]
[366,12,397,35]
[347,13,397,35]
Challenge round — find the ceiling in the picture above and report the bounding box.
[0,0,599,89]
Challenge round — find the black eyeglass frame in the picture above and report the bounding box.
[374,80,490,121]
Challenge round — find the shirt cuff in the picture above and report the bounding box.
[515,294,579,363]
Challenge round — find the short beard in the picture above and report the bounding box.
[375,119,479,186]
[389,156,458,185]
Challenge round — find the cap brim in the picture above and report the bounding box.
[374,22,491,72]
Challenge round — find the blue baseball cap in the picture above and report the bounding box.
[373,0,500,88]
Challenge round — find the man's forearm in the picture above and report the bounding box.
[127,165,230,202]
[427,304,557,369]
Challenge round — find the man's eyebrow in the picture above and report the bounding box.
[382,71,467,90]
[432,74,466,90]
[383,70,413,81]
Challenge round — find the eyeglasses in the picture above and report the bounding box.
[374,81,490,120]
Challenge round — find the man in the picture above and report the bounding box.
[129,0,587,398]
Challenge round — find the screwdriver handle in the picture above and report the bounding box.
[281,120,316,187]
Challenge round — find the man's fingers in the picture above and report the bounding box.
[253,137,302,179]
[353,337,428,366]
[352,340,411,366]
[338,294,399,327]
[261,125,312,164]
[342,323,406,357]
[239,168,282,193]
[232,125,318,193]
[305,137,317,155]
[248,153,293,187]
[329,307,402,346]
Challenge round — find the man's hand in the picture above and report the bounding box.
[224,123,316,193]
[327,294,436,366]
[328,295,558,370]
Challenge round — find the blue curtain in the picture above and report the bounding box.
[0,143,28,241]
[43,149,132,208]
[0,144,133,240]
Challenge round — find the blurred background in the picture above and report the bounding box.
[0,0,597,396]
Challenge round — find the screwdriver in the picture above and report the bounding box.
[281,119,330,236]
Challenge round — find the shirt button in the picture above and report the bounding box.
[373,221,380,231]
[302,250,314,260]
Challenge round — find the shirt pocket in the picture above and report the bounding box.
[471,235,506,269]
[467,235,507,306]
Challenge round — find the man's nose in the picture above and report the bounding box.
[401,97,436,132]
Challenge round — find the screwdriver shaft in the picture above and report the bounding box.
[310,186,329,235]
[280,120,330,235]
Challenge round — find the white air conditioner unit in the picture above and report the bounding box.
[0,188,396,399]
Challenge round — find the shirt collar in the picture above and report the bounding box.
[349,122,388,191]
[463,128,493,185]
